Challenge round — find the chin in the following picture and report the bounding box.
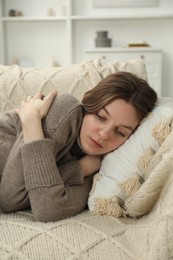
[88,150,104,156]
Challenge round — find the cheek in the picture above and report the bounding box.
[85,116,100,131]
[80,116,98,138]
[107,137,127,152]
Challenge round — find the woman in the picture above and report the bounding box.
[0,72,157,222]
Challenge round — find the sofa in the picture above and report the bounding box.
[0,59,173,260]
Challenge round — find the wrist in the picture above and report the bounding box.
[79,156,95,177]
[21,110,41,126]
[22,117,44,143]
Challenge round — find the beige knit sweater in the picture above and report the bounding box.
[0,94,93,222]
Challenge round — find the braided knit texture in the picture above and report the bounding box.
[0,205,173,260]
[0,59,147,113]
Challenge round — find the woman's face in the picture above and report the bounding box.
[80,99,140,155]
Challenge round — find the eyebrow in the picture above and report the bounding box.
[103,107,135,132]
[120,125,134,132]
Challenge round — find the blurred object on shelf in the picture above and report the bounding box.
[95,31,112,48]
[8,10,16,16]
[60,5,66,16]
[128,41,150,47]
[8,9,23,17]
[60,0,67,16]
[47,8,56,16]
[15,11,23,17]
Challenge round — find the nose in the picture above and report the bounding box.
[98,127,110,140]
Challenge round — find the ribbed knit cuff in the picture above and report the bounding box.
[58,160,84,185]
[21,139,62,191]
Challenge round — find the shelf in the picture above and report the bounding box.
[2,17,67,22]
[85,47,162,53]
[72,12,173,20]
[2,12,173,22]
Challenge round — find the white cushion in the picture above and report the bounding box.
[88,98,173,212]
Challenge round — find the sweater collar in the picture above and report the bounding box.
[70,135,86,159]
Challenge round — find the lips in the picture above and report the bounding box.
[90,138,103,148]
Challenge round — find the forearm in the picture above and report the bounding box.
[0,133,29,212]
[0,110,18,180]
[22,139,84,188]
[0,137,85,214]
[27,176,92,222]
[0,110,31,212]
[21,139,92,222]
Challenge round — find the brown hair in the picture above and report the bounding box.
[82,71,158,121]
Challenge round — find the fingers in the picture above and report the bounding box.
[26,95,33,102]
[33,92,44,100]
[20,95,34,105]
[15,91,58,120]
[21,91,56,102]
[43,91,57,109]
[20,91,57,107]
[44,90,57,100]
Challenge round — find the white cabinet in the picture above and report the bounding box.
[85,47,162,96]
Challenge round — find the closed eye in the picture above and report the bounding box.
[96,113,106,121]
[115,128,125,137]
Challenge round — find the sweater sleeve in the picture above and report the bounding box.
[21,139,93,222]
[20,94,92,222]
[22,139,84,190]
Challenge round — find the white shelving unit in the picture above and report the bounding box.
[0,0,73,66]
[0,0,172,95]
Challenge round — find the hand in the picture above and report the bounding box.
[79,155,102,177]
[15,91,57,124]
[14,91,57,143]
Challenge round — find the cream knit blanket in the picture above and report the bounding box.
[0,60,172,259]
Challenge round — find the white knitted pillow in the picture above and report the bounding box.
[0,59,147,113]
[88,99,173,217]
